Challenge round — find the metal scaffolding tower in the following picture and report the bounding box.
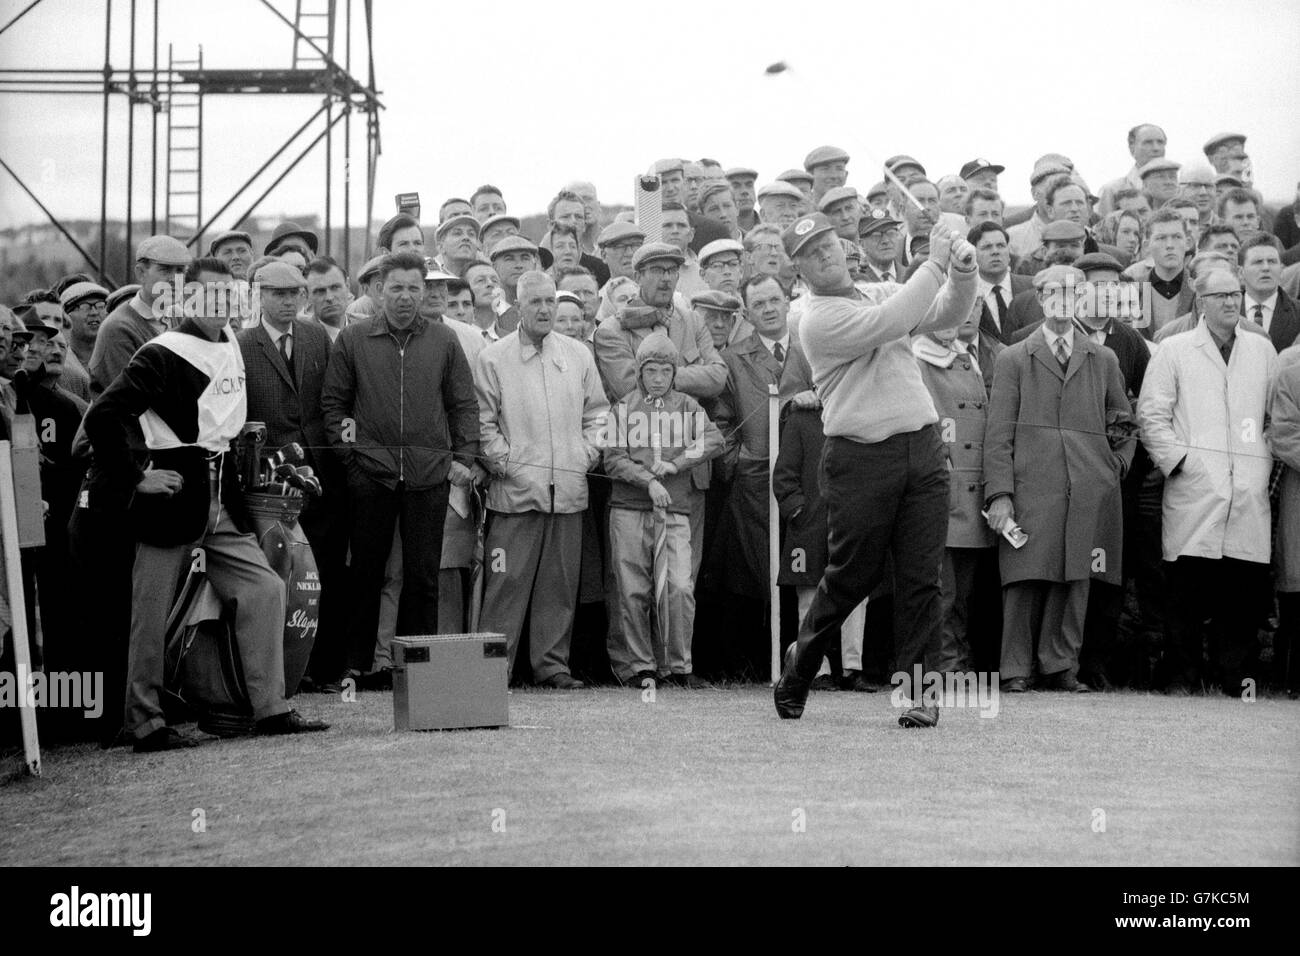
[0,0,383,287]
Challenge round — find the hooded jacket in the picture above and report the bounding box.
[603,333,723,514]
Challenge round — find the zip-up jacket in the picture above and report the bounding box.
[321,311,479,491]
[475,329,610,514]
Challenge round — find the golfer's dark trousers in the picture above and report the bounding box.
[1163,555,1270,692]
[791,425,948,690]
[345,473,449,674]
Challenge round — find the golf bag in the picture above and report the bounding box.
[163,438,321,731]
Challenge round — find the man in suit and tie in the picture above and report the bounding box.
[1000,221,1088,340]
[1240,234,1300,351]
[239,258,345,692]
[858,209,904,284]
[1010,254,1150,396]
[1009,254,1151,688]
[970,222,1034,344]
[984,265,1137,694]
[713,274,817,676]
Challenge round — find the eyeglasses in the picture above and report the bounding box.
[73,300,108,313]
[642,265,681,279]
[705,257,742,271]
[862,228,900,241]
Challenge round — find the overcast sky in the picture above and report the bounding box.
[2,0,1298,233]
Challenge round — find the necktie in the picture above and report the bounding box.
[1254,304,1265,326]
[1055,338,1069,370]
[773,342,785,365]
[992,285,1008,328]
[278,332,293,373]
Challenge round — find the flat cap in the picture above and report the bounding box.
[264,221,319,256]
[803,145,850,171]
[690,290,743,313]
[776,168,814,187]
[1203,132,1246,155]
[1030,162,1070,186]
[865,180,888,200]
[757,181,805,202]
[59,281,110,310]
[1032,265,1085,290]
[632,242,687,272]
[884,154,926,176]
[1041,220,1088,242]
[699,180,734,207]
[207,230,253,257]
[597,220,647,248]
[858,207,903,238]
[698,239,745,266]
[478,213,520,239]
[435,213,480,241]
[488,235,539,260]
[651,157,685,176]
[724,166,758,180]
[252,260,307,289]
[1139,158,1181,178]
[1178,163,1217,186]
[105,284,139,313]
[1073,252,1125,275]
[817,186,859,212]
[1215,173,1244,188]
[357,254,386,284]
[136,234,193,266]
[782,213,836,258]
[959,158,1004,180]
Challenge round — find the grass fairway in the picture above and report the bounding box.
[2,687,1297,866]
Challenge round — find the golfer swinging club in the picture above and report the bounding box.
[774,212,977,728]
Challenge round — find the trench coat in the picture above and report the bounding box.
[913,336,999,550]
[1138,320,1277,565]
[983,328,1136,585]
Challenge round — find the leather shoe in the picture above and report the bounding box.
[133,726,204,753]
[810,674,839,692]
[540,673,585,689]
[630,670,657,689]
[1000,677,1029,693]
[773,643,810,719]
[898,705,940,728]
[844,671,883,692]
[1050,672,1091,693]
[255,710,330,735]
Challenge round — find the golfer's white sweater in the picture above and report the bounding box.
[800,260,977,445]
